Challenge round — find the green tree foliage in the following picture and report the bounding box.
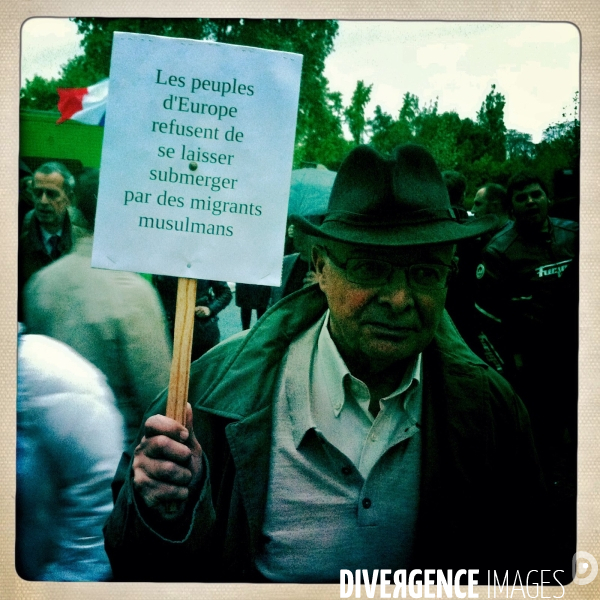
[506,130,536,161]
[533,91,580,192]
[476,84,507,163]
[344,80,372,144]
[413,103,462,171]
[300,90,352,170]
[59,53,107,88]
[20,18,346,168]
[370,96,462,171]
[398,92,420,135]
[369,105,412,154]
[19,75,61,111]
[366,84,578,204]
[455,117,488,166]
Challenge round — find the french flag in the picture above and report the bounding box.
[57,78,109,125]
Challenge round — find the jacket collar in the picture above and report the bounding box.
[188,285,329,420]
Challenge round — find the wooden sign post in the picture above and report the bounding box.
[165,277,197,424]
[165,277,197,512]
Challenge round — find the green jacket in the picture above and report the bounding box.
[104,285,549,582]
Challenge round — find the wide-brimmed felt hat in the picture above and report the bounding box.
[290,144,498,246]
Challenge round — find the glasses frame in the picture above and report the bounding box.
[321,247,458,291]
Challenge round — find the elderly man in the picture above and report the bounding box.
[104,145,554,583]
[18,162,87,289]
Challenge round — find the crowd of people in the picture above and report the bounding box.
[16,143,578,583]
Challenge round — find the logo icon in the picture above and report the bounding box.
[572,551,598,585]
[535,259,572,279]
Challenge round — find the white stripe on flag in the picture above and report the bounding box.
[81,78,109,109]
[72,78,109,125]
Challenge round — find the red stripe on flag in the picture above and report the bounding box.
[56,87,88,124]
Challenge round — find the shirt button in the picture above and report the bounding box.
[341,466,352,476]
[362,498,372,509]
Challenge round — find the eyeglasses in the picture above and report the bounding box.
[322,247,457,290]
[32,187,62,200]
[513,189,544,203]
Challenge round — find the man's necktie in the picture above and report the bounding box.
[49,235,61,260]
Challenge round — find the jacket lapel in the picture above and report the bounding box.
[224,405,273,558]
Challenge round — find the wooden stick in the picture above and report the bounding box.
[166,277,197,425]
[163,277,197,515]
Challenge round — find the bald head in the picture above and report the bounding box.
[472,184,509,225]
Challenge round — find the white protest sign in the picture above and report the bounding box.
[92,32,302,285]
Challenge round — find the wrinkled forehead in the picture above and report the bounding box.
[323,240,456,263]
[33,171,66,190]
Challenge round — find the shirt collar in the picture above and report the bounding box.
[40,225,63,243]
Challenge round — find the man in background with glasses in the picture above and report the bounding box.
[105,144,557,583]
[18,161,87,315]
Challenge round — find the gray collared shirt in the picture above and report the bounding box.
[256,312,423,582]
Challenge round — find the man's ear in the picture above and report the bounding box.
[312,246,327,277]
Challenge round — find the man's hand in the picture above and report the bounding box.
[133,403,203,521]
[195,305,211,318]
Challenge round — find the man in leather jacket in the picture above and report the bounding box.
[475,172,578,500]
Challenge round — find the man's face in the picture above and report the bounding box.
[471,188,489,217]
[32,171,70,231]
[510,183,550,229]
[314,242,454,374]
